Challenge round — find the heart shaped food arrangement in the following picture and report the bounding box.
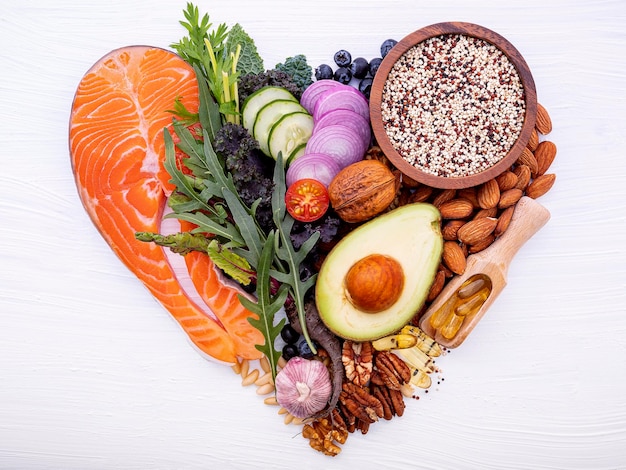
[69,4,556,456]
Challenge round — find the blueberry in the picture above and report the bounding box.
[280,323,300,344]
[282,343,299,361]
[368,57,383,77]
[350,57,369,79]
[333,66,352,84]
[296,337,315,359]
[333,49,352,68]
[358,77,373,99]
[380,39,398,58]
[315,64,334,81]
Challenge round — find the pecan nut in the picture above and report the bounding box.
[372,385,394,420]
[375,351,412,390]
[341,340,373,386]
[339,382,384,423]
[372,384,406,418]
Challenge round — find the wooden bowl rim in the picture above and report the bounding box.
[370,22,537,189]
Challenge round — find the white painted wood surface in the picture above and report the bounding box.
[1,1,625,468]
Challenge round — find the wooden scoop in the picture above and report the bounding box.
[419,196,551,348]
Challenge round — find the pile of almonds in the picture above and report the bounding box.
[369,102,556,309]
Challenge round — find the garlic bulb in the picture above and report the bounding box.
[274,356,332,418]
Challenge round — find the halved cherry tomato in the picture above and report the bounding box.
[285,178,330,222]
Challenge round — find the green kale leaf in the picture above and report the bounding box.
[226,23,264,76]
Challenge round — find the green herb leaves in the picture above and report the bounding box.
[139,4,320,378]
[238,232,287,380]
[171,3,263,126]
[270,153,320,353]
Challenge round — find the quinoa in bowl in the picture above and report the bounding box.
[370,22,537,189]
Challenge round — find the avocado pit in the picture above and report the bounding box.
[344,254,404,313]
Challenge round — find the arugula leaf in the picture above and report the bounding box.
[221,188,263,268]
[163,129,215,215]
[238,231,288,380]
[193,64,222,142]
[168,210,245,247]
[270,153,320,354]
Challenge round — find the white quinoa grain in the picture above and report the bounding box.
[381,34,526,178]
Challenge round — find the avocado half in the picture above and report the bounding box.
[315,203,443,342]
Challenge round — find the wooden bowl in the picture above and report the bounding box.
[370,22,537,189]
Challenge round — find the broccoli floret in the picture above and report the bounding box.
[213,123,275,233]
[275,54,314,92]
[238,70,303,104]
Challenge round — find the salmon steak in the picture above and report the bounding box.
[69,46,262,364]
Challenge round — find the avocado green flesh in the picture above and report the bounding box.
[315,203,443,342]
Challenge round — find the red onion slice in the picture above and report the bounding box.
[313,108,372,150]
[286,152,342,187]
[305,124,368,169]
[313,86,370,121]
[300,79,343,114]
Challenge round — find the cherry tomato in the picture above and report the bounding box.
[285,178,330,222]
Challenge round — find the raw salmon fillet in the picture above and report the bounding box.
[184,250,264,360]
[69,46,238,363]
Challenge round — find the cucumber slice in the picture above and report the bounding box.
[241,86,298,132]
[287,142,307,165]
[268,112,314,161]
[253,99,307,156]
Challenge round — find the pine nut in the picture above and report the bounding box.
[241,368,259,386]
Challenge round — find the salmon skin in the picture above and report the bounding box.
[69,46,243,364]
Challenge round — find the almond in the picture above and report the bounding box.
[535,103,553,135]
[516,147,539,175]
[438,198,474,219]
[442,219,467,241]
[442,241,466,275]
[426,269,446,302]
[513,164,532,191]
[494,205,515,237]
[457,187,480,208]
[527,127,539,151]
[526,173,556,199]
[498,188,523,209]
[495,171,518,192]
[457,217,498,245]
[534,140,557,176]
[473,207,498,219]
[468,233,496,254]
[409,185,434,203]
[433,189,457,208]
[477,179,500,209]
[439,262,454,279]
[460,242,469,258]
